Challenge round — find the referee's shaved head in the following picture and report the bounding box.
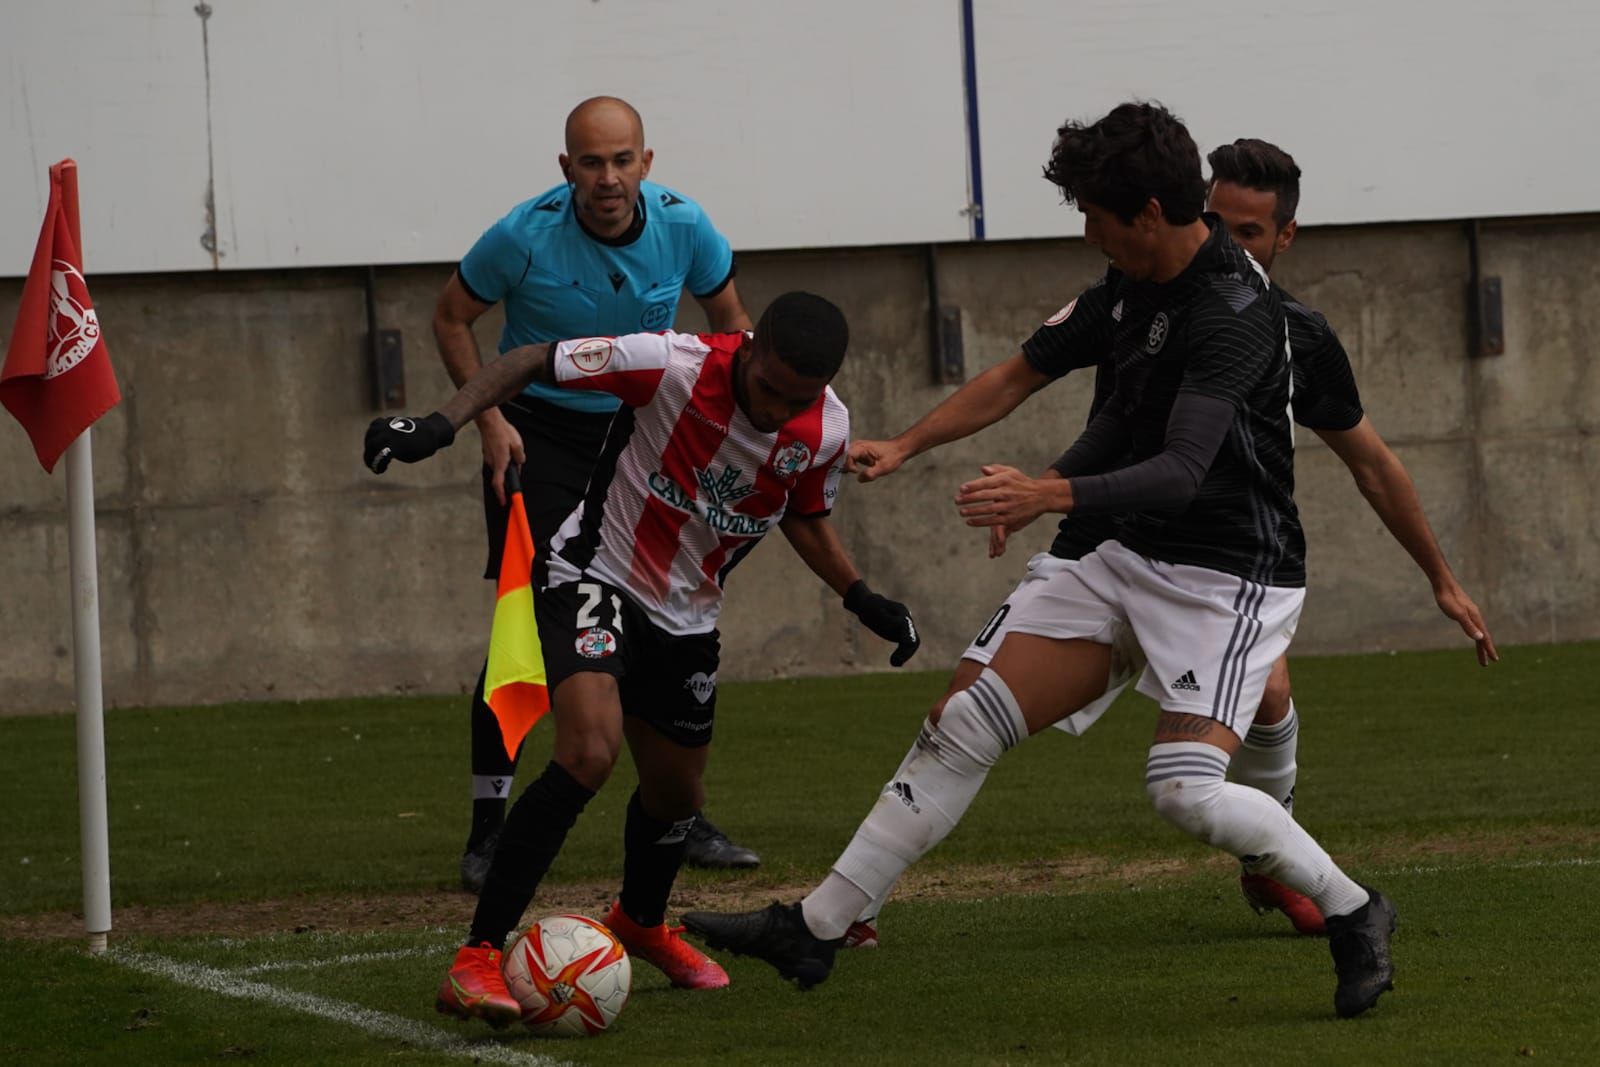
[560,96,652,237]
[565,96,645,153]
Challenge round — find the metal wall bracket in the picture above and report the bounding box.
[1466,220,1505,357]
[365,266,406,409]
[925,244,966,385]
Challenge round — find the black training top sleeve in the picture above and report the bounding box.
[1068,392,1237,514]
[1021,272,1119,379]
[1051,402,1130,477]
[1285,300,1364,431]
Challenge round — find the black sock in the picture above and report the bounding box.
[618,789,695,928]
[467,761,593,948]
[467,661,521,850]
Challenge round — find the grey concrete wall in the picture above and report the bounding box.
[2,217,1595,712]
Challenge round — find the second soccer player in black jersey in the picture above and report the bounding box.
[682,102,1397,1020]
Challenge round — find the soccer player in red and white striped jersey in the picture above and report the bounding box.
[366,291,920,1024]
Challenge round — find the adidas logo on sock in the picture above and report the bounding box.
[1170,670,1201,692]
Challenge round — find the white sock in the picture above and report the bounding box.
[1146,741,1369,919]
[803,669,1025,940]
[1231,702,1299,813]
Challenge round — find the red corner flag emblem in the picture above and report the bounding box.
[2,160,121,473]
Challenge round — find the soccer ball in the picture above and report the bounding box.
[502,914,632,1037]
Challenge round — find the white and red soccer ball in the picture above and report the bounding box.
[502,914,632,1037]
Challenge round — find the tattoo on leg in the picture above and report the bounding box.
[1156,712,1219,740]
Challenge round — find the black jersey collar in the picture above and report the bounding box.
[574,197,647,248]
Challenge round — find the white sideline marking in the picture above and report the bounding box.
[109,951,568,1067]
[1387,855,1600,876]
[235,946,441,976]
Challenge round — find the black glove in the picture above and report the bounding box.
[364,412,455,473]
[844,579,920,667]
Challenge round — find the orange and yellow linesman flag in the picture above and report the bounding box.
[485,466,550,760]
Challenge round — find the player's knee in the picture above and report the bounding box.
[554,731,621,791]
[1256,659,1292,725]
[920,672,1022,773]
[1145,744,1230,843]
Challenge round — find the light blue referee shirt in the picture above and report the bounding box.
[457,180,735,413]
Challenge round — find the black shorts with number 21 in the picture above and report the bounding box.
[535,577,721,747]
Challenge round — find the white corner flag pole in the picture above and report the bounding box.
[64,428,112,953]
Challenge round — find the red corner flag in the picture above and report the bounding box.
[2,160,121,473]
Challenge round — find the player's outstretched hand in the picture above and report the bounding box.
[364,412,455,473]
[843,580,921,667]
[1435,581,1499,666]
[846,438,912,483]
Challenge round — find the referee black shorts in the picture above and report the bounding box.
[481,395,615,580]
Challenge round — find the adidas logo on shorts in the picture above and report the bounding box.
[1170,670,1201,692]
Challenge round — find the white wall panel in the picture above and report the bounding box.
[1,1,213,275]
[973,0,1600,240]
[203,0,971,268]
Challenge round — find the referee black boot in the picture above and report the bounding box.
[1326,885,1397,1018]
[683,815,761,870]
[682,901,840,990]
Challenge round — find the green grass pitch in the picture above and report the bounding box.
[2,642,1597,1064]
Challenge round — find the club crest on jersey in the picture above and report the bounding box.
[569,338,613,374]
[647,466,771,536]
[1145,312,1170,354]
[640,302,673,329]
[771,440,812,478]
[575,626,617,658]
[1043,297,1077,326]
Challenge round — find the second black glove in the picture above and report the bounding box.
[844,579,921,667]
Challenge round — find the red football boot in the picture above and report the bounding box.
[604,900,730,989]
[435,943,521,1028]
[1241,872,1328,936]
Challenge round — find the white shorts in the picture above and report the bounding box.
[962,541,1303,740]
[961,553,1146,737]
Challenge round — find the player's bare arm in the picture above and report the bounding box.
[780,513,921,667]
[694,278,754,333]
[432,271,525,502]
[847,354,1051,482]
[364,343,553,473]
[1316,416,1498,665]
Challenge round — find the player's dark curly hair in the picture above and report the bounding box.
[756,291,849,379]
[1042,102,1206,226]
[1206,138,1302,229]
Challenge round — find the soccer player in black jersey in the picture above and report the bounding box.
[683,103,1397,1019]
[832,140,1501,951]
[1202,138,1498,930]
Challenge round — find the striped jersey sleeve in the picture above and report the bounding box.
[788,396,850,517]
[1021,273,1119,378]
[1283,298,1363,431]
[550,332,679,408]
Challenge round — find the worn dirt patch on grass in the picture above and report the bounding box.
[5,826,1595,942]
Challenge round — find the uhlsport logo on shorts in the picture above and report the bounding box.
[45,260,102,380]
[569,338,613,374]
[770,440,811,478]
[575,626,617,658]
[683,671,717,705]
